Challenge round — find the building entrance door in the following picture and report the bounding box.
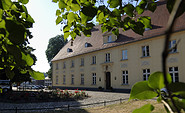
[106,72,111,89]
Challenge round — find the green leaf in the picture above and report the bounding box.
[5,67,15,79]
[101,25,108,33]
[63,25,70,32]
[29,70,45,80]
[0,9,3,21]
[70,31,77,40]
[52,0,59,3]
[5,19,26,45]
[18,0,29,4]
[56,16,63,25]
[107,0,119,8]
[56,9,61,16]
[21,52,34,66]
[167,0,185,17]
[129,21,145,35]
[80,12,92,25]
[83,30,91,37]
[67,12,76,23]
[58,0,67,9]
[136,6,144,15]
[82,6,97,18]
[173,98,185,111]
[147,2,157,12]
[21,13,35,23]
[1,0,13,10]
[112,28,119,36]
[71,3,81,12]
[123,4,135,17]
[169,82,185,98]
[64,32,70,40]
[112,9,120,17]
[137,16,152,29]
[129,81,158,100]
[148,71,172,90]
[133,104,154,113]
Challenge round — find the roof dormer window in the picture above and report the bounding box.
[67,48,73,52]
[107,36,112,43]
[85,42,92,48]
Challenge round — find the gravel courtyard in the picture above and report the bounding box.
[0,90,130,112]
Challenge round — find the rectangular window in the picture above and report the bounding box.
[122,70,128,84]
[143,69,150,80]
[71,60,74,68]
[169,67,179,82]
[92,56,96,64]
[108,36,112,42]
[169,40,177,53]
[63,75,66,84]
[81,74,84,85]
[71,74,74,84]
[106,53,111,62]
[56,63,58,70]
[63,62,66,69]
[122,50,128,60]
[56,75,58,84]
[142,46,150,57]
[92,73,96,85]
[81,58,84,66]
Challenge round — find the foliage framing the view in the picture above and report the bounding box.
[52,0,158,40]
[0,0,44,80]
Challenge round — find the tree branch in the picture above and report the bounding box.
[162,0,182,112]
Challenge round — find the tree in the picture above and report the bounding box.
[45,35,67,78]
[52,0,185,112]
[0,0,44,81]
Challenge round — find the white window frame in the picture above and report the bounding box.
[122,70,128,84]
[106,53,111,62]
[143,69,150,81]
[92,56,96,64]
[92,73,96,85]
[63,75,66,84]
[142,46,150,57]
[81,74,84,85]
[122,50,128,60]
[169,67,179,82]
[71,74,74,84]
[169,40,177,53]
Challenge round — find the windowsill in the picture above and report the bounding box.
[80,65,84,67]
[141,56,151,58]
[80,84,84,85]
[91,84,96,86]
[169,51,178,54]
[91,63,96,65]
[121,84,129,86]
[120,59,128,61]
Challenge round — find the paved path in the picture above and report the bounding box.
[0,90,130,112]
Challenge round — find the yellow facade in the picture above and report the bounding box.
[52,30,185,91]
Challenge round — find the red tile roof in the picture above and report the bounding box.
[52,0,185,62]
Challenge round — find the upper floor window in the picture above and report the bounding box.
[67,48,73,52]
[71,74,74,84]
[169,40,177,53]
[169,67,179,82]
[122,50,128,60]
[56,63,58,70]
[92,56,96,64]
[142,45,150,57]
[92,73,96,85]
[143,69,150,81]
[81,74,84,85]
[122,70,128,84]
[63,62,66,69]
[71,60,74,68]
[81,58,84,66]
[63,75,66,84]
[108,36,112,43]
[105,53,111,62]
[85,42,92,48]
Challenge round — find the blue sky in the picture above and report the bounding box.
[26,0,62,72]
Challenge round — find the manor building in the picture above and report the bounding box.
[51,1,185,92]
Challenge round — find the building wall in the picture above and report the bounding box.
[52,30,185,90]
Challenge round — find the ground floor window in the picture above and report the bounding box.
[81,74,84,85]
[122,70,128,84]
[71,74,74,84]
[169,67,179,82]
[143,69,150,81]
[63,75,66,84]
[56,75,58,84]
[92,73,96,85]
